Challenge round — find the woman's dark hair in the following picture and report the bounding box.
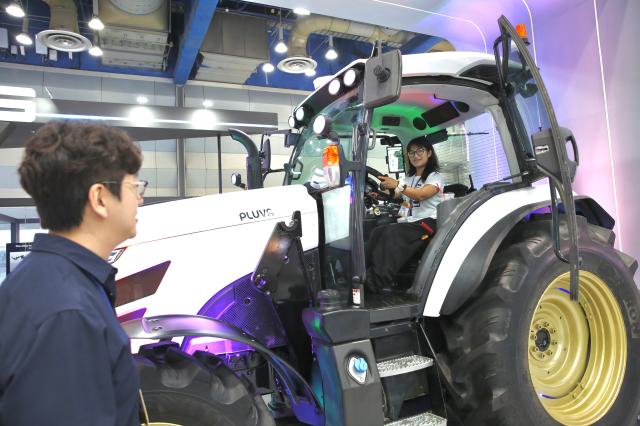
[18,122,142,232]
[406,135,440,181]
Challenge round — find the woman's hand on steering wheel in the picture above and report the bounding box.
[378,175,400,191]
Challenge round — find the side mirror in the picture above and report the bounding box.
[386,145,405,174]
[284,132,301,148]
[260,138,271,174]
[231,173,246,190]
[531,127,579,182]
[363,49,402,109]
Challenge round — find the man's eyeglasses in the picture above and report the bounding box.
[100,180,148,197]
[407,147,427,157]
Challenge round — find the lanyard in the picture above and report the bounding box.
[408,175,419,216]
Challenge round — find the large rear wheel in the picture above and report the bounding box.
[441,218,640,425]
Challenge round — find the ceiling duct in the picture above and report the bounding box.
[428,39,456,52]
[196,12,269,84]
[97,0,170,70]
[37,0,92,52]
[279,16,414,74]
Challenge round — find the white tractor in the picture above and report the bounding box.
[116,16,640,426]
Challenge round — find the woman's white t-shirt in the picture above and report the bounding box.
[397,171,445,222]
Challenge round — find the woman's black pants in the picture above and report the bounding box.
[365,217,437,292]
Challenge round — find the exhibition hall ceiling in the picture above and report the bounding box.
[0,0,572,91]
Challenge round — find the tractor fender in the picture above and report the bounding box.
[425,190,617,317]
[123,314,324,425]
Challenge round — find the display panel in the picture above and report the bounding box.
[5,242,31,276]
[386,146,405,173]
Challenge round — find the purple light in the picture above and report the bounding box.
[117,307,146,323]
[181,274,287,355]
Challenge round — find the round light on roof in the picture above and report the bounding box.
[288,115,296,128]
[312,114,329,136]
[304,68,316,77]
[295,107,306,121]
[15,33,33,46]
[328,78,341,96]
[262,63,275,73]
[343,68,359,87]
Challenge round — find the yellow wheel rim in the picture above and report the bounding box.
[528,271,627,425]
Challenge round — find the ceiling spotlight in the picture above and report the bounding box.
[16,32,32,46]
[274,26,287,54]
[88,16,104,31]
[328,78,341,95]
[202,99,213,108]
[293,7,310,16]
[15,16,31,46]
[304,68,316,77]
[5,2,25,18]
[88,45,103,56]
[262,62,275,73]
[325,36,338,61]
[136,95,148,104]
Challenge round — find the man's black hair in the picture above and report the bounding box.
[19,122,142,231]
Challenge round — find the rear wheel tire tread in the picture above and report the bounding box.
[440,218,640,425]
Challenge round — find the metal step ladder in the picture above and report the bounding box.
[385,411,447,426]
[377,354,433,378]
[377,354,445,426]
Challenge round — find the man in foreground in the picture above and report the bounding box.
[0,122,146,425]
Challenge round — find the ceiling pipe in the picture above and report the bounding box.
[288,16,412,57]
[42,0,80,33]
[37,0,92,52]
[278,15,413,73]
[427,39,456,52]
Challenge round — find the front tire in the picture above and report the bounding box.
[441,218,640,425]
[136,343,275,426]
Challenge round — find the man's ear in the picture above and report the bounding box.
[87,183,110,220]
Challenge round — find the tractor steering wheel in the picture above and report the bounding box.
[364,166,395,207]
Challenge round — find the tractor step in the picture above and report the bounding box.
[385,411,447,426]
[377,354,433,378]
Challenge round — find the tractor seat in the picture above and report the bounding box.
[394,184,471,289]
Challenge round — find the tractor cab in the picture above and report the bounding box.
[282,29,560,309]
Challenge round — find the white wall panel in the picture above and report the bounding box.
[0,149,24,166]
[154,151,177,169]
[186,152,206,169]
[43,73,101,101]
[100,78,157,104]
[0,188,28,197]
[0,68,46,97]
[0,167,19,187]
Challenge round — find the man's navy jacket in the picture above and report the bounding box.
[0,233,139,425]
